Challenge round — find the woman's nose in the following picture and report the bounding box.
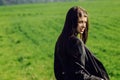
[82,23,86,28]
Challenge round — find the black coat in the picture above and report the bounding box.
[54,36,110,80]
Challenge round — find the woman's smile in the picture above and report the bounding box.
[77,16,87,34]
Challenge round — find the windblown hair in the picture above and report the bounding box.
[59,6,89,44]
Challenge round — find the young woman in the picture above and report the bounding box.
[54,6,110,80]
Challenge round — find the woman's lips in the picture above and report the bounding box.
[80,28,85,33]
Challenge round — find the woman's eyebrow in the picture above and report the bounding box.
[84,14,87,17]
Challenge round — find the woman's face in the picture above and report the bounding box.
[77,13,87,34]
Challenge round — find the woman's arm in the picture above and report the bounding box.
[68,37,104,80]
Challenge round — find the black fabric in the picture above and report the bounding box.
[54,36,110,80]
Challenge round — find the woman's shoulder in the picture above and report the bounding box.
[68,36,83,46]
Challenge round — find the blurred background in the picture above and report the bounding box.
[0,0,120,80]
[0,0,78,5]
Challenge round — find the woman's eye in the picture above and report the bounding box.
[78,21,83,23]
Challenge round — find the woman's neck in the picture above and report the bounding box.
[77,33,82,39]
[80,33,82,39]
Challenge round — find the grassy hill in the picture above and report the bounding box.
[0,0,120,80]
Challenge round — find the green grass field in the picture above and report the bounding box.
[0,0,120,80]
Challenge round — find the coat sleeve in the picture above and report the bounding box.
[68,38,104,80]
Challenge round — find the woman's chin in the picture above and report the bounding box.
[80,32,84,34]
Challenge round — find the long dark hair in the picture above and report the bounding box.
[58,6,89,44]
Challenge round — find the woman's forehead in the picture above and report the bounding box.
[79,11,87,17]
[79,16,87,21]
